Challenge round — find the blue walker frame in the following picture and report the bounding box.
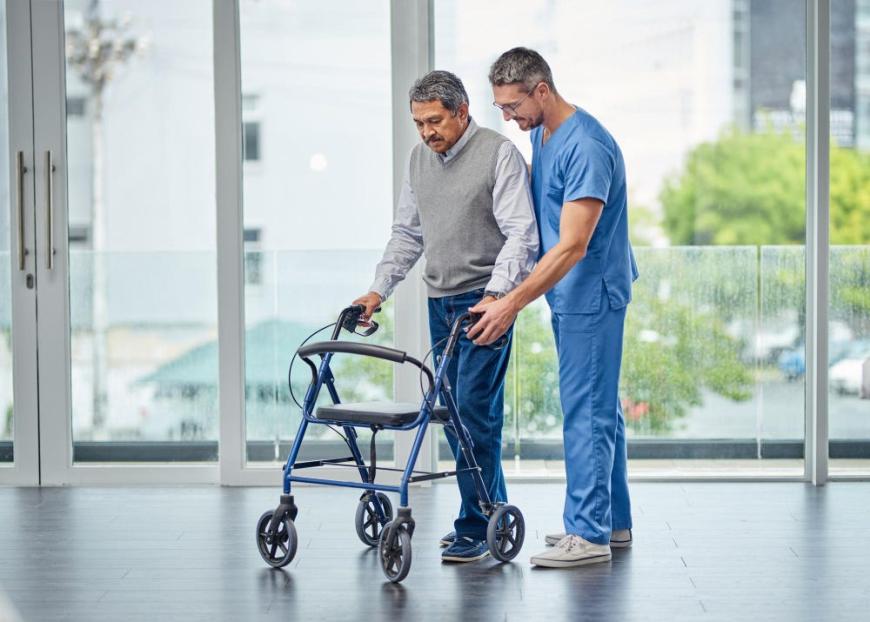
[258,305,524,582]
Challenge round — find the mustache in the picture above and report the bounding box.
[426,135,443,145]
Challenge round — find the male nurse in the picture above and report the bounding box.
[468,47,637,568]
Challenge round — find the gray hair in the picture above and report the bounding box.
[408,70,469,114]
[488,47,555,93]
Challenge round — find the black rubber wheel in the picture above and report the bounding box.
[355,492,394,547]
[486,504,525,562]
[256,509,298,568]
[378,522,412,583]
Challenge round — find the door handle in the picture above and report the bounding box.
[45,150,56,269]
[16,151,27,270]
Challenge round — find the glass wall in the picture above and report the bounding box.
[434,0,808,473]
[239,0,394,463]
[829,0,870,473]
[64,0,218,461]
[1,0,854,479]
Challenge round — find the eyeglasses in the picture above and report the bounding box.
[492,83,539,117]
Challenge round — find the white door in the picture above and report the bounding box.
[30,0,220,484]
[0,0,41,485]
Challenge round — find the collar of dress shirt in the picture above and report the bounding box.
[439,117,478,164]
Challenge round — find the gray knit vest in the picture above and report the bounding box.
[409,127,509,297]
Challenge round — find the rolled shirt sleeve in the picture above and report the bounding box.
[485,142,539,295]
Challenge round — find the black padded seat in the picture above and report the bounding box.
[315,401,449,427]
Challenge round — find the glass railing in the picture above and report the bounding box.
[503,247,790,457]
[829,246,870,447]
[67,250,219,448]
[62,249,396,462]
[498,245,869,461]
[243,249,395,450]
[1,246,866,462]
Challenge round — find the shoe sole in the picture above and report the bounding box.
[441,551,490,563]
[545,535,632,549]
[531,552,612,568]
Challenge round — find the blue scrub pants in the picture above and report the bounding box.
[428,288,511,541]
[551,284,632,545]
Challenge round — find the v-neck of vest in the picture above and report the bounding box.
[439,143,471,167]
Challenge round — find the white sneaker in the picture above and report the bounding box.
[545,528,632,548]
[531,535,612,568]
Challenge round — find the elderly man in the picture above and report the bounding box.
[469,48,637,568]
[352,70,538,563]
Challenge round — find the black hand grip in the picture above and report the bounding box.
[341,305,364,332]
[341,304,381,334]
[443,313,475,357]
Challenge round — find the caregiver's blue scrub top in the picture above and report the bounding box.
[530,107,638,314]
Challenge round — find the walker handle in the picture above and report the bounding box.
[335,304,380,339]
[444,312,508,356]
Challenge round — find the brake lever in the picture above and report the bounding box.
[356,320,379,337]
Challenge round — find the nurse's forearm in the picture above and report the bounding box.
[506,242,585,310]
[505,197,603,312]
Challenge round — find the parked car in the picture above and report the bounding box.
[777,347,806,381]
[777,339,853,381]
[729,316,800,364]
[776,322,855,381]
[829,339,870,396]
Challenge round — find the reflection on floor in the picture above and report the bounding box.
[1,482,869,621]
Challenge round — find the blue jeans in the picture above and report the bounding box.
[428,288,512,541]
[551,283,633,545]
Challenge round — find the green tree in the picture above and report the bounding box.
[661,128,806,246]
[502,252,756,437]
[621,298,753,434]
[662,126,870,246]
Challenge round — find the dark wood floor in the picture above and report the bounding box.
[1,482,868,621]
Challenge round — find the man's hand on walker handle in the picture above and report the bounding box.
[351,292,383,325]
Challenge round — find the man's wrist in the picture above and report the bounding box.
[483,290,506,300]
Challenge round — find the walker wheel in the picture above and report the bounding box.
[256,509,298,568]
[355,492,394,547]
[378,522,412,583]
[486,505,525,562]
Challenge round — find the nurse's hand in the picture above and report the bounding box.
[467,296,520,346]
